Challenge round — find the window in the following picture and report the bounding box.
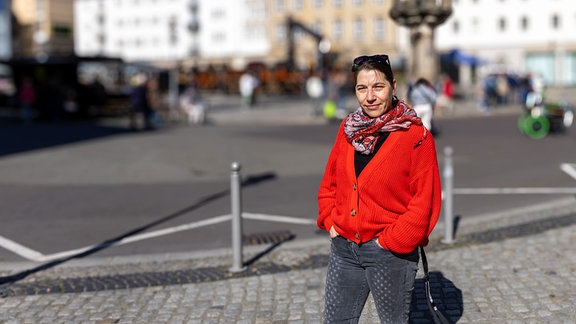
[332,19,343,40]
[498,17,506,31]
[525,53,555,85]
[332,0,343,8]
[312,21,322,34]
[353,18,363,39]
[374,17,385,40]
[471,17,479,33]
[551,14,560,29]
[169,17,177,44]
[353,0,364,6]
[212,32,226,42]
[313,0,323,8]
[211,9,225,19]
[564,53,576,85]
[293,0,303,10]
[452,20,459,34]
[520,16,529,31]
[295,29,304,41]
[275,0,285,11]
[276,24,287,42]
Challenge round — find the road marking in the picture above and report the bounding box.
[243,213,316,225]
[453,187,576,194]
[560,163,576,181]
[452,164,576,195]
[0,236,44,260]
[0,213,314,262]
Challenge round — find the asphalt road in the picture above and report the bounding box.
[0,102,575,263]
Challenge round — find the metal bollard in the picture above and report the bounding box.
[442,146,456,244]
[229,162,247,273]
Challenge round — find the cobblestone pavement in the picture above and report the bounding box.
[0,198,575,323]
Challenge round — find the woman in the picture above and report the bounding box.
[408,77,437,131]
[317,54,442,323]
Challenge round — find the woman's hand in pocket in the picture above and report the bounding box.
[329,226,340,238]
[374,237,384,249]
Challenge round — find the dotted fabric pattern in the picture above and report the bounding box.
[323,237,418,323]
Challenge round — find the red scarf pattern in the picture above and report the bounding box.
[344,100,423,154]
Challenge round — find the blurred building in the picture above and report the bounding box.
[74,0,402,72]
[74,0,202,67]
[11,0,75,58]
[5,0,574,91]
[74,0,265,70]
[198,0,268,70]
[263,0,400,71]
[0,0,10,60]
[436,0,576,87]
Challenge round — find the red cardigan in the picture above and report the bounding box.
[317,122,442,254]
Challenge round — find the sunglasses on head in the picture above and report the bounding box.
[352,54,390,71]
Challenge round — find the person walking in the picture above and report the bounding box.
[436,74,455,115]
[306,70,325,116]
[128,73,153,130]
[317,54,442,323]
[18,77,36,125]
[408,77,437,132]
[239,70,258,109]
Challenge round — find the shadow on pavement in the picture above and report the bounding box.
[0,117,136,157]
[411,271,463,324]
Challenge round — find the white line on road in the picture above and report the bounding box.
[0,236,44,261]
[242,213,316,225]
[560,163,576,181]
[454,187,576,194]
[0,213,314,262]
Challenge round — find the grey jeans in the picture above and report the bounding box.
[323,236,419,324]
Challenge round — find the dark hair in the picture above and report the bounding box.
[351,54,394,84]
[414,78,433,87]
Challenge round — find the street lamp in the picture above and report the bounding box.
[389,0,452,83]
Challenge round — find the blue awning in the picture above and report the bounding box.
[449,49,486,66]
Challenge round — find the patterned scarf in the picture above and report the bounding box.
[344,100,423,155]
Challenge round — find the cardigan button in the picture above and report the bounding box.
[353,183,357,190]
[350,209,357,216]
[355,233,361,240]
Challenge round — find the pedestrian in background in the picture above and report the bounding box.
[317,54,442,323]
[128,73,153,130]
[436,74,455,115]
[408,77,437,132]
[305,70,324,116]
[18,76,36,125]
[180,78,206,125]
[323,67,348,121]
[239,70,258,109]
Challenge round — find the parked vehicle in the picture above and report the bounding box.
[518,92,574,139]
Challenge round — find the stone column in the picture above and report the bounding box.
[409,24,436,82]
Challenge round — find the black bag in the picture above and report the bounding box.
[420,246,451,324]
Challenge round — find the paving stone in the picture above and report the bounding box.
[1,206,576,322]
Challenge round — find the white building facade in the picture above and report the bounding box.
[74,0,196,64]
[74,0,268,69]
[74,0,576,86]
[435,0,576,86]
[198,0,268,70]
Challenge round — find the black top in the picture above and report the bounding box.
[354,132,390,178]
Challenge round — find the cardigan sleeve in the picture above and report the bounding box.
[317,123,346,232]
[377,132,442,253]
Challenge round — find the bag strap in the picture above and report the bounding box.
[420,246,452,324]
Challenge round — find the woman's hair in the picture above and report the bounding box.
[351,54,394,84]
[415,78,433,87]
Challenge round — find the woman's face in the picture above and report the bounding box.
[355,69,396,118]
